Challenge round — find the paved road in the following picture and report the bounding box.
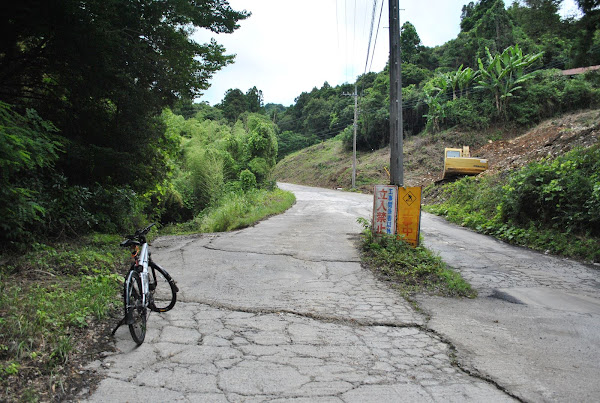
[82,183,599,402]
[418,214,600,402]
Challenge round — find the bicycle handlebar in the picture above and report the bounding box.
[136,223,156,237]
[120,223,156,246]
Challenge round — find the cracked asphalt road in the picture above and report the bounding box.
[82,183,599,402]
[418,214,600,402]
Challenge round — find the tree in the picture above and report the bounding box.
[245,115,278,183]
[455,0,517,64]
[0,102,61,243]
[573,0,600,66]
[400,22,422,64]
[0,0,249,194]
[303,98,333,139]
[220,89,248,122]
[508,0,563,39]
[423,76,451,133]
[477,45,544,117]
[246,86,264,113]
[575,0,600,11]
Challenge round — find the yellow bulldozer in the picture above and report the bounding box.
[442,146,488,179]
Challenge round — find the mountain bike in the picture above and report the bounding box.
[112,223,179,345]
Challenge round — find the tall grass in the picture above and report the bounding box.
[164,188,296,234]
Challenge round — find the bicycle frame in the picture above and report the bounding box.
[134,242,151,308]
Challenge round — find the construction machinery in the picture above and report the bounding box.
[442,146,488,179]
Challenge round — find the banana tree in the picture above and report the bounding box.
[477,44,544,118]
[423,76,450,133]
[457,65,479,98]
[441,65,480,100]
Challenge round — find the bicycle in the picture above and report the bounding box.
[112,223,179,345]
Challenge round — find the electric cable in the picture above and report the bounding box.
[369,0,386,73]
[364,0,380,76]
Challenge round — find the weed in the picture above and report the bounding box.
[0,235,123,401]
[1,362,20,376]
[164,188,295,234]
[357,218,476,298]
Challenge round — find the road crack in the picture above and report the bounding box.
[180,299,421,329]
[202,243,361,264]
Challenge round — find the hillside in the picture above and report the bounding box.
[273,109,600,193]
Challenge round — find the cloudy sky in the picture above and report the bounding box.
[193,0,581,107]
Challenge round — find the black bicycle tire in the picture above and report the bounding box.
[148,262,177,312]
[124,270,146,345]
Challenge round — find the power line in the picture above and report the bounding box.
[363,0,380,76]
[369,0,386,73]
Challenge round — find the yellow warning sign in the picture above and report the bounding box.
[396,187,422,247]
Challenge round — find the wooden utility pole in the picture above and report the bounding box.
[389,0,403,186]
[352,85,358,188]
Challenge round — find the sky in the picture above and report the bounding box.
[193,0,581,107]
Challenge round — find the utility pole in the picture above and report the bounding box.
[343,86,359,189]
[389,0,403,186]
[352,85,358,189]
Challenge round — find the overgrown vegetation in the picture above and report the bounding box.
[0,0,250,248]
[1,0,599,398]
[3,0,599,247]
[0,235,124,401]
[160,109,292,227]
[425,145,600,262]
[163,188,295,234]
[357,218,476,298]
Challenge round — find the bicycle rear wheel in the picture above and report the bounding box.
[124,270,146,345]
[148,262,178,312]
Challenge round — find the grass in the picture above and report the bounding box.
[357,218,476,298]
[0,235,124,402]
[163,187,296,234]
[424,170,600,263]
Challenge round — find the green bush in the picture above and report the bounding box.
[499,145,600,235]
[510,70,600,125]
[239,169,257,191]
[246,115,278,167]
[248,157,270,185]
[0,103,62,246]
[424,146,600,262]
[185,147,225,213]
[444,96,493,130]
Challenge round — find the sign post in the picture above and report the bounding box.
[373,185,398,235]
[396,187,422,247]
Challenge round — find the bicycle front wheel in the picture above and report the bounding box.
[124,270,146,345]
[148,262,178,312]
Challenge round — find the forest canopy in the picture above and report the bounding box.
[0,0,249,246]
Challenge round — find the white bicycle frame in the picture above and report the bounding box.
[137,242,150,307]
